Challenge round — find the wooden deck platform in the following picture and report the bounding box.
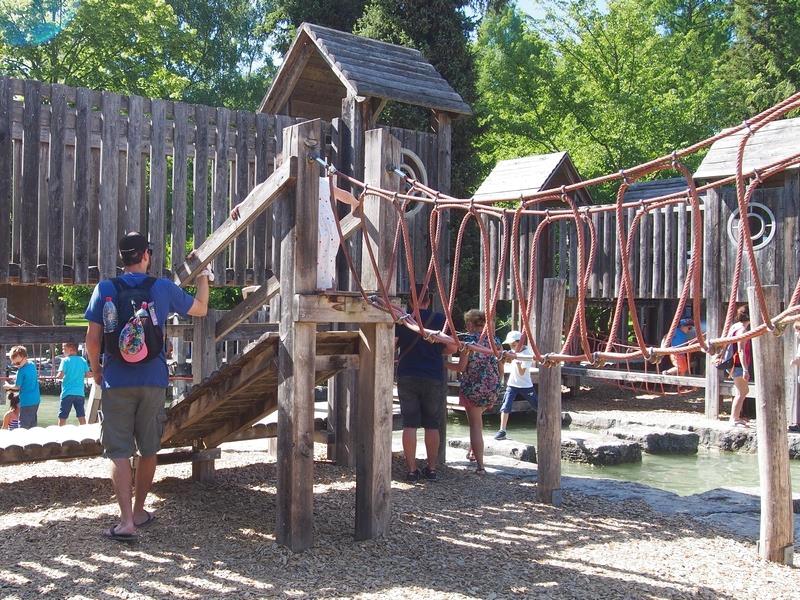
[0,330,359,465]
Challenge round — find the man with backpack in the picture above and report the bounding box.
[84,232,210,541]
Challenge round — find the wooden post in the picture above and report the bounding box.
[191,448,221,483]
[192,309,218,384]
[0,298,6,393]
[703,188,722,419]
[747,285,794,565]
[276,119,320,552]
[784,170,800,427]
[353,129,400,540]
[536,278,566,506]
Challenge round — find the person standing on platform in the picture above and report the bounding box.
[56,342,91,426]
[85,232,210,542]
[495,330,537,440]
[3,346,40,429]
[396,285,449,483]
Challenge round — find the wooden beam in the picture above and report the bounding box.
[748,285,794,565]
[173,157,296,285]
[293,294,394,324]
[192,310,218,385]
[214,276,280,341]
[316,354,359,371]
[703,188,722,419]
[537,278,566,506]
[561,365,736,392]
[276,119,321,552]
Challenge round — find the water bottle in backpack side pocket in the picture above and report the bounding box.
[102,297,118,333]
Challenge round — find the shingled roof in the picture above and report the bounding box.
[695,117,800,180]
[259,23,471,120]
[473,152,592,205]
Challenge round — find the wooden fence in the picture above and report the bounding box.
[0,78,439,289]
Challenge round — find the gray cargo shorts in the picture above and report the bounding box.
[100,387,167,459]
[398,376,444,429]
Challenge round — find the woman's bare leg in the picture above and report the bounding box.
[466,405,486,469]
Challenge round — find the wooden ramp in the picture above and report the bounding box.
[0,330,359,465]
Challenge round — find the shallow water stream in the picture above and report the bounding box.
[447,412,800,496]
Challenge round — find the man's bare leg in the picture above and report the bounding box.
[402,428,418,473]
[111,458,136,535]
[133,454,157,525]
[424,428,439,470]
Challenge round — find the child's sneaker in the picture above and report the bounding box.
[494,429,507,440]
[421,466,438,481]
[405,469,421,483]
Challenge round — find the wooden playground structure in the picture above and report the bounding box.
[0,23,797,564]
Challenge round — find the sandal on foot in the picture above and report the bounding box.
[103,525,138,543]
[475,467,486,474]
[134,510,156,528]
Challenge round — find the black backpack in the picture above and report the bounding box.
[103,277,164,363]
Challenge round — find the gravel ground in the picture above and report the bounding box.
[0,443,797,599]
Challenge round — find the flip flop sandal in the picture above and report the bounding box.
[475,467,486,474]
[103,525,138,543]
[134,510,156,528]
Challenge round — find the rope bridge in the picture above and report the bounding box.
[323,92,800,367]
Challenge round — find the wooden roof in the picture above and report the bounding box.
[695,117,800,180]
[260,23,471,120]
[623,177,689,202]
[473,152,592,204]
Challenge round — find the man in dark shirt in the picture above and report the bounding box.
[396,285,449,482]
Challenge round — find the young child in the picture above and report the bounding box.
[57,342,91,426]
[495,330,537,440]
[2,346,41,429]
[2,391,20,430]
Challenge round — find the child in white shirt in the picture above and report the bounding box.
[495,330,538,440]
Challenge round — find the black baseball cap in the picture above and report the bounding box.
[119,232,150,264]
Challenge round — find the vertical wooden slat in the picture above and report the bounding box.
[99,91,120,279]
[125,95,144,233]
[638,209,651,298]
[234,111,251,284]
[63,142,75,270]
[677,202,687,293]
[47,83,66,282]
[212,108,230,281]
[664,206,675,297]
[558,218,567,281]
[149,99,168,277]
[73,88,90,283]
[12,139,22,265]
[0,79,11,283]
[703,189,722,419]
[21,80,41,283]
[568,218,578,296]
[37,106,50,271]
[89,146,101,268]
[172,102,189,275]
[193,105,209,248]
[651,204,663,298]
[253,113,271,283]
[627,207,638,298]
[602,210,613,297]
[589,212,600,298]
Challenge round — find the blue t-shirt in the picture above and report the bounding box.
[14,362,40,407]
[85,272,195,389]
[58,355,90,399]
[396,309,447,382]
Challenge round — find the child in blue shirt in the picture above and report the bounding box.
[3,346,41,429]
[57,342,91,425]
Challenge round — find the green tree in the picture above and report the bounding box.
[0,0,197,98]
[262,0,369,54]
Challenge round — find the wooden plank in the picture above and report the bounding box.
[316,354,359,371]
[98,92,120,279]
[214,277,279,341]
[124,95,143,233]
[73,88,91,283]
[276,119,321,552]
[0,78,11,283]
[568,219,578,295]
[21,80,41,283]
[11,139,21,265]
[89,146,100,266]
[0,299,6,373]
[747,285,794,564]
[355,322,394,540]
[561,365,733,390]
[171,102,189,273]
[638,209,651,298]
[37,108,50,270]
[677,202,687,293]
[192,310,218,385]
[651,204,663,298]
[193,105,209,248]
[148,99,169,278]
[589,212,600,297]
[253,113,271,283]
[664,206,675,297]
[293,294,394,324]
[614,209,622,297]
[537,278,566,506]
[212,107,231,280]
[47,83,67,283]
[173,157,295,285]
[234,111,251,284]
[703,188,722,419]
[784,171,800,429]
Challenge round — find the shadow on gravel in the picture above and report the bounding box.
[0,456,753,599]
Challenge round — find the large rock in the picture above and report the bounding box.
[607,426,699,454]
[448,437,537,463]
[560,431,642,465]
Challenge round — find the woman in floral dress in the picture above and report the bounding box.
[448,309,502,472]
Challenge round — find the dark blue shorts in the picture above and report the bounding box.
[500,386,538,413]
[59,395,86,420]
